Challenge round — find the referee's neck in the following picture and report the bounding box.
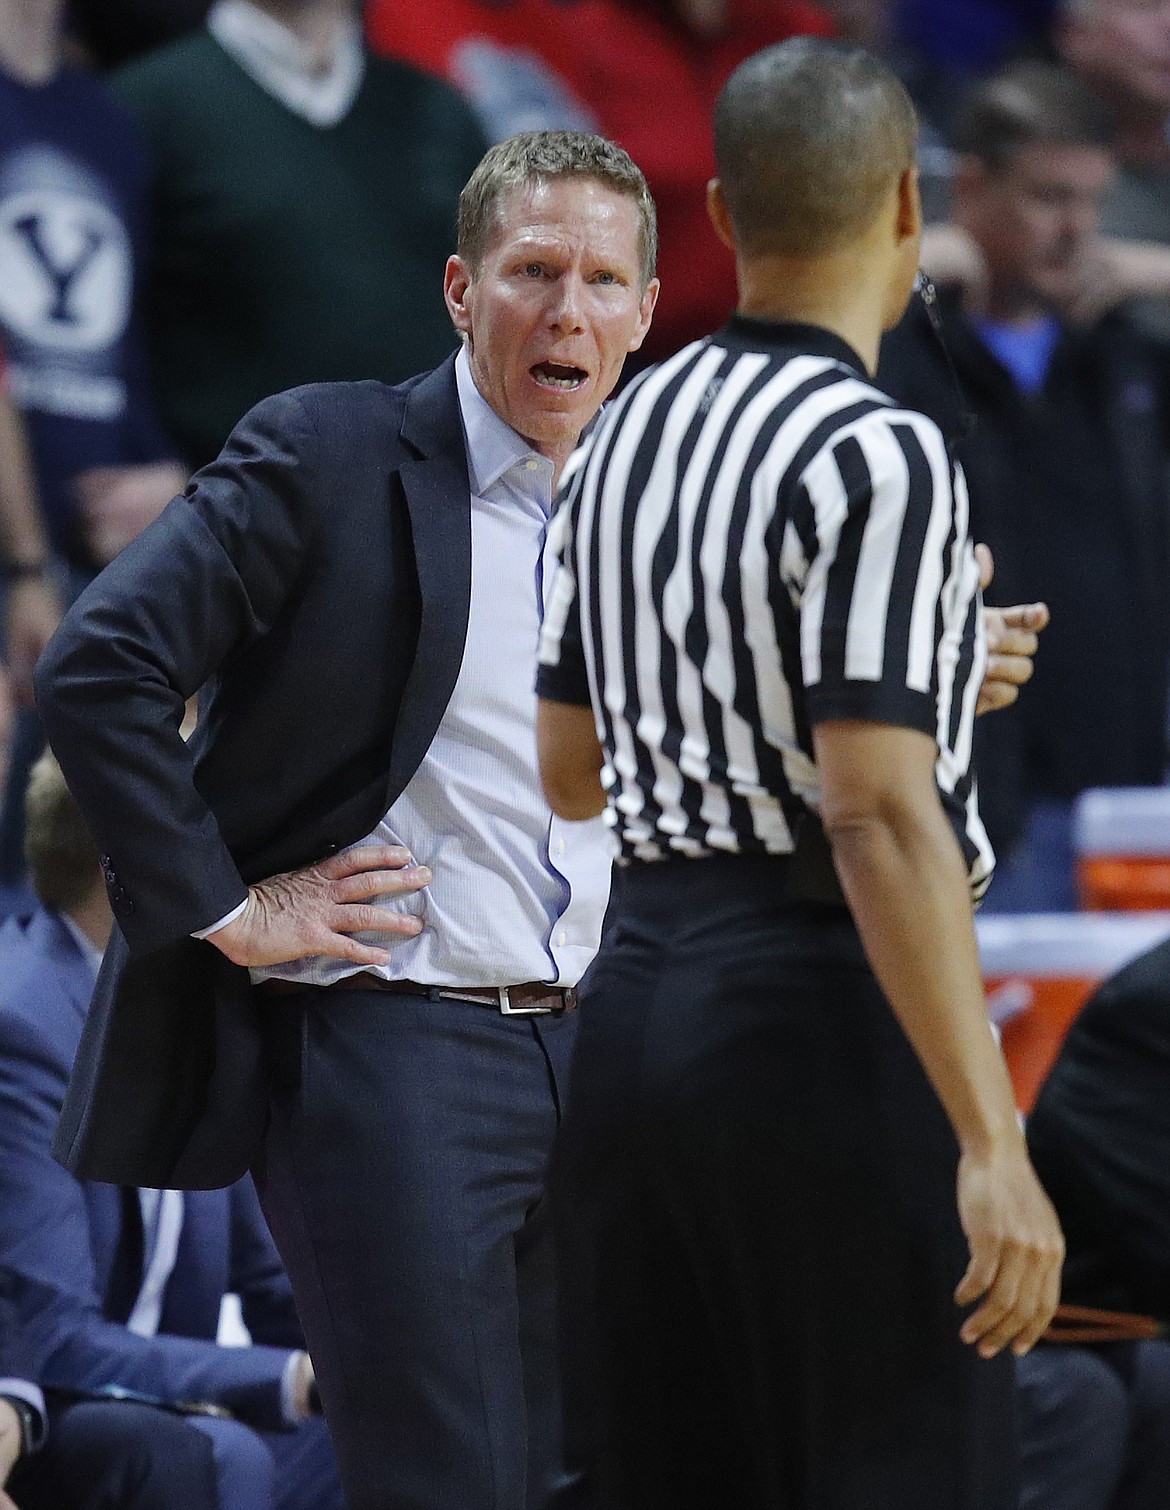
[734,252,893,377]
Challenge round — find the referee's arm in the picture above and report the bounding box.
[536,514,606,819]
[803,414,1062,1360]
[815,718,1061,1357]
[537,700,605,820]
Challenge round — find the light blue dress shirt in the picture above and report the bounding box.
[253,347,613,989]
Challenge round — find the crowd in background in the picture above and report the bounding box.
[1,0,1169,913]
[2,0,1170,1506]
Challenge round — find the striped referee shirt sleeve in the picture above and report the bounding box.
[537,491,592,707]
[794,408,976,734]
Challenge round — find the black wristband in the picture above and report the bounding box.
[1,1393,42,1457]
[0,559,49,584]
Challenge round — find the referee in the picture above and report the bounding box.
[536,38,1063,1510]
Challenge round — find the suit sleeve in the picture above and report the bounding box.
[0,1279,47,1448]
[34,388,323,953]
[0,1010,295,1430]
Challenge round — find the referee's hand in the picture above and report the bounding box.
[953,1139,1065,1358]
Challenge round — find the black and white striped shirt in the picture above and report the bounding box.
[537,316,994,899]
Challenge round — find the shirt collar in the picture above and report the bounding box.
[58,912,103,981]
[718,313,869,378]
[207,0,365,128]
[455,345,555,511]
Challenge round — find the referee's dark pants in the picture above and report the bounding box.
[552,853,1018,1510]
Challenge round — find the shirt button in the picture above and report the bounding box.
[557,930,567,947]
[556,837,566,856]
[525,458,539,471]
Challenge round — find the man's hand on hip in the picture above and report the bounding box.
[207,846,430,968]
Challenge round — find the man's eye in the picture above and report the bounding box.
[594,271,616,285]
[523,263,543,278]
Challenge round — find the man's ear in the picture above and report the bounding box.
[707,179,736,253]
[444,254,473,337]
[628,278,661,353]
[896,165,922,247]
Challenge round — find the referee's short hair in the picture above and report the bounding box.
[953,61,1115,171]
[714,37,918,257]
[457,129,658,289]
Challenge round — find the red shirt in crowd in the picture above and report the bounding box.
[366,0,837,365]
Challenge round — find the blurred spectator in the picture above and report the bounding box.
[66,0,211,69]
[0,0,186,903]
[0,753,346,1510]
[0,0,185,579]
[0,666,10,805]
[115,0,487,471]
[1022,933,1170,1502]
[1057,0,1170,334]
[878,63,1170,909]
[367,0,838,365]
[0,350,61,711]
[898,0,1058,70]
[1029,933,1170,1321]
[3,1265,225,1510]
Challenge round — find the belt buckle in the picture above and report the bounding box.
[498,985,553,1016]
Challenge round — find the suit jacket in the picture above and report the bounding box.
[878,294,1170,851]
[0,1270,37,1389]
[0,906,306,1428]
[36,358,472,1188]
[1027,937,1170,1324]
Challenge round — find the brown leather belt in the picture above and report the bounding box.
[255,973,576,1016]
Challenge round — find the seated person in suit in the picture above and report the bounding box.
[0,754,345,1510]
[1021,935,1170,1509]
[2,1264,219,1510]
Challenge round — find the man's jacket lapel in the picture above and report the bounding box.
[388,355,473,803]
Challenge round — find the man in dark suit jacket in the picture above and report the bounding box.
[1022,936,1170,1507]
[2,1266,221,1510]
[0,756,343,1510]
[877,63,1170,907]
[35,130,661,1510]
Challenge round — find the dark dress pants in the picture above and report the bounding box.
[1016,1340,1170,1510]
[10,1400,218,1510]
[253,985,579,1510]
[552,854,1018,1510]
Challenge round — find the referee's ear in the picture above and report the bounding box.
[895,165,923,248]
[707,179,737,253]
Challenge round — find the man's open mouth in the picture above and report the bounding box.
[531,361,588,391]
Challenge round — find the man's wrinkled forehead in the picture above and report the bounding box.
[474,174,653,288]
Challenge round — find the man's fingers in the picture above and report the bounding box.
[975,542,994,591]
[988,625,1040,658]
[315,935,395,967]
[997,602,1049,633]
[960,1240,1027,1356]
[954,1238,999,1309]
[331,865,431,903]
[1012,1257,1063,1356]
[317,844,414,879]
[332,904,424,938]
[984,652,1034,691]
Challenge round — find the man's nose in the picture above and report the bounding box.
[548,276,586,332]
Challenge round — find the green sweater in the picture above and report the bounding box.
[115,34,487,468]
